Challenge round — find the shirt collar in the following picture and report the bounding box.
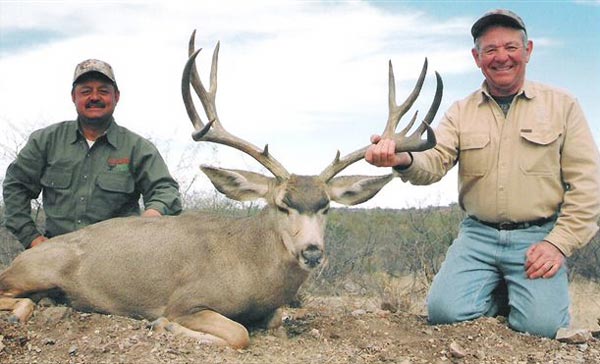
[477,80,536,106]
[71,117,119,148]
[103,118,119,148]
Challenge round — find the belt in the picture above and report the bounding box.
[470,216,555,231]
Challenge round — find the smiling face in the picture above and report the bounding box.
[472,25,533,96]
[71,74,120,123]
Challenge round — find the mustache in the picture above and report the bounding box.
[85,100,107,108]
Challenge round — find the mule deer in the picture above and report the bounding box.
[0,31,442,349]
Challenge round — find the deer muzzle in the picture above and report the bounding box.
[301,245,324,268]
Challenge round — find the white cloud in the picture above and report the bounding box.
[0,1,478,208]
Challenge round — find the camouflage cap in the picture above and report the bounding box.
[73,59,117,86]
[471,9,526,40]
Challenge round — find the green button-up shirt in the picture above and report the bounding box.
[3,118,182,248]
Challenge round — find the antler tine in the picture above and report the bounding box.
[319,58,442,182]
[319,146,370,182]
[393,70,442,153]
[186,30,208,133]
[383,59,427,137]
[182,33,290,179]
[182,50,210,137]
[185,31,218,136]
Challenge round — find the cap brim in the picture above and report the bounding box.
[471,14,525,39]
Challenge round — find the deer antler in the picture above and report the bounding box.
[319,58,442,182]
[182,30,290,179]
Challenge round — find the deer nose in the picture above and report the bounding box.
[301,245,323,268]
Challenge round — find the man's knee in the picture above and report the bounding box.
[509,310,568,338]
[427,293,474,324]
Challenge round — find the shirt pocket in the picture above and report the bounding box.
[519,128,562,176]
[40,167,73,206]
[459,133,490,176]
[96,172,135,194]
[92,172,136,212]
[41,167,73,189]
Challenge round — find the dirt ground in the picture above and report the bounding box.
[1,285,599,364]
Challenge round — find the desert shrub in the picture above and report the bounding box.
[305,204,464,296]
[568,231,600,281]
[310,205,600,299]
[0,202,25,267]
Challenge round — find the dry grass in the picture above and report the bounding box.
[570,276,600,330]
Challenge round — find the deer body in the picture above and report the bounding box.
[3,210,307,324]
[0,32,442,348]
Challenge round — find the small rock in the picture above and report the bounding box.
[68,345,78,356]
[42,337,56,345]
[343,281,363,295]
[474,350,485,359]
[380,301,398,313]
[375,309,391,318]
[351,309,367,316]
[37,297,57,307]
[449,341,466,358]
[40,306,71,325]
[556,328,592,344]
[292,308,309,320]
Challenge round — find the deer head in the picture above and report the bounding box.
[182,31,442,271]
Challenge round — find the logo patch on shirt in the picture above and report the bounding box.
[108,158,130,171]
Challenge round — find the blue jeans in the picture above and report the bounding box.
[427,217,569,338]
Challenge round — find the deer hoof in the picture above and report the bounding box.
[12,298,35,323]
[8,314,21,325]
[149,317,171,332]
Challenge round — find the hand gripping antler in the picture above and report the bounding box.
[319,59,443,182]
[182,30,290,180]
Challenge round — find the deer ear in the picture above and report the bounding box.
[327,174,393,206]
[201,165,274,201]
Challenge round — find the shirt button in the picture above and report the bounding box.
[77,219,82,224]
[499,186,505,191]
[80,197,85,201]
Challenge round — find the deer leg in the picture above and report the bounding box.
[254,307,288,339]
[151,310,250,349]
[0,266,54,324]
[150,317,229,346]
[0,266,44,324]
[0,297,35,323]
[0,248,67,321]
[259,307,284,329]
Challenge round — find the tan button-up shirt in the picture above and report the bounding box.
[397,80,600,256]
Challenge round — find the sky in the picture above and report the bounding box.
[0,0,599,209]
